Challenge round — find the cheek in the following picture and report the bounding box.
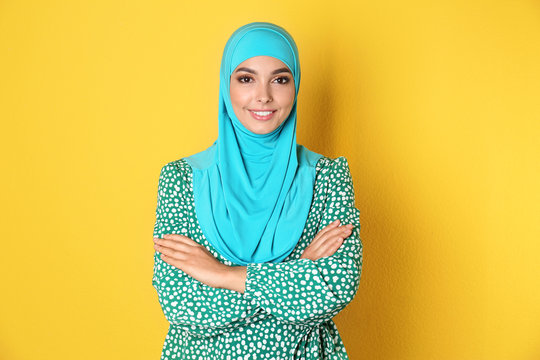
[229,89,239,106]
[229,85,250,107]
[278,88,296,109]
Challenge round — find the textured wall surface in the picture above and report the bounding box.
[1,1,539,359]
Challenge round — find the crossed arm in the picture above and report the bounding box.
[153,219,352,294]
[152,157,362,337]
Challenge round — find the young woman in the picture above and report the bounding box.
[152,22,363,359]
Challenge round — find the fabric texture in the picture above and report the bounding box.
[183,22,323,265]
[152,155,363,359]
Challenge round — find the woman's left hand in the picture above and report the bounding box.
[153,234,230,289]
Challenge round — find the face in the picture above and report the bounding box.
[229,56,296,135]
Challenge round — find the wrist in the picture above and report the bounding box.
[220,265,247,293]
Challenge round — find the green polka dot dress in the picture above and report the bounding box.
[152,155,363,359]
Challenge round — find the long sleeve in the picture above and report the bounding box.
[152,162,264,338]
[242,156,363,328]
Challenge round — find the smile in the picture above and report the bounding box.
[249,110,276,121]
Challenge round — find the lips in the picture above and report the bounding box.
[249,110,276,121]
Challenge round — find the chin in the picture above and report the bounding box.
[241,122,276,134]
[252,128,275,135]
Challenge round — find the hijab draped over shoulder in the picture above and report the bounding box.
[183,22,323,266]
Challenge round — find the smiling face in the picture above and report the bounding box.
[229,56,296,135]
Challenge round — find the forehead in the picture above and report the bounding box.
[233,56,291,73]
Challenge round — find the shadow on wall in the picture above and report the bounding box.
[299,29,419,359]
[297,26,337,157]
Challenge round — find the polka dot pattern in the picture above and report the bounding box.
[152,156,363,359]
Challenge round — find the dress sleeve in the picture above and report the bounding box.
[242,156,363,328]
[152,162,264,338]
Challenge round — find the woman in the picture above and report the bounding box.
[152,22,363,359]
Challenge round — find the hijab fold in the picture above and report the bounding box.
[184,22,323,265]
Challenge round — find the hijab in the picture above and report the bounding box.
[183,22,323,266]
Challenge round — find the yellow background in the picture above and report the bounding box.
[1,1,539,359]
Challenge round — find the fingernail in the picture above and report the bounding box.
[334,220,340,225]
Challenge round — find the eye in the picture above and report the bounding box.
[274,76,291,85]
[237,75,253,83]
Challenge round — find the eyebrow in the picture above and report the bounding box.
[234,67,292,75]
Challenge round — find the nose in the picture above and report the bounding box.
[256,83,273,103]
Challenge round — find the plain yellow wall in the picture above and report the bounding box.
[1,1,538,359]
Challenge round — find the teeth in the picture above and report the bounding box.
[252,111,273,116]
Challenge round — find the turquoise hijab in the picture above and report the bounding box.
[183,22,323,266]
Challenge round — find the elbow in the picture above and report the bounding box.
[320,253,362,306]
[334,270,360,309]
[314,260,361,319]
[343,254,362,305]
[335,238,363,305]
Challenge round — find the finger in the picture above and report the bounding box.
[325,225,352,240]
[160,254,183,267]
[154,239,194,254]
[154,237,187,250]
[317,236,344,258]
[162,233,191,242]
[313,220,341,241]
[308,226,340,253]
[310,236,343,260]
[155,243,190,260]
[161,234,199,247]
[309,221,341,250]
[311,225,351,253]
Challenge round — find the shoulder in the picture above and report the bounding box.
[314,156,356,207]
[157,158,192,190]
[296,144,351,175]
[315,155,352,180]
[159,158,190,175]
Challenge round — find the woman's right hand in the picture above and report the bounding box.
[299,220,353,261]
